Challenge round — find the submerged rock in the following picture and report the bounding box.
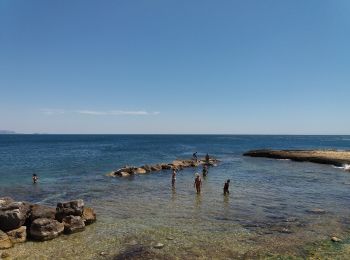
[55,199,84,222]
[306,208,326,214]
[0,202,31,231]
[153,242,164,249]
[82,207,96,225]
[30,218,64,241]
[0,198,14,208]
[0,231,12,250]
[6,226,26,244]
[62,215,85,234]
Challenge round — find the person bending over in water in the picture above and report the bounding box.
[194,173,202,194]
[202,165,208,177]
[223,179,230,195]
[192,152,198,162]
[171,169,177,187]
[32,174,38,184]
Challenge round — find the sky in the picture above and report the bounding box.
[0,0,349,134]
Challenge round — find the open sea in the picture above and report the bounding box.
[1,135,350,259]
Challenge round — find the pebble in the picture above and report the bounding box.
[99,251,108,256]
[331,236,342,242]
[166,237,174,240]
[154,242,164,249]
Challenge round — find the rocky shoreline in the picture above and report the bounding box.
[107,157,220,177]
[0,197,96,251]
[243,149,350,168]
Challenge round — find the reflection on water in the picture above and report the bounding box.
[1,135,350,258]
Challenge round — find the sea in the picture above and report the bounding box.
[0,135,350,259]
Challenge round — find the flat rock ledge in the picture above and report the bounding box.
[107,157,220,177]
[0,198,96,250]
[243,149,350,168]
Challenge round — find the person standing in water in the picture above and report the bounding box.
[202,165,208,177]
[223,179,230,195]
[171,169,177,187]
[192,152,198,162]
[205,153,210,163]
[194,173,202,194]
[32,174,38,184]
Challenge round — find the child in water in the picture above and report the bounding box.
[223,179,230,195]
[32,174,38,184]
[194,173,202,194]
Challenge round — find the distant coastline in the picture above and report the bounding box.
[0,130,17,134]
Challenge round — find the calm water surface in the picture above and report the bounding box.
[0,135,350,259]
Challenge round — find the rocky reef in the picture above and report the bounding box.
[243,149,350,168]
[107,158,220,177]
[0,197,96,250]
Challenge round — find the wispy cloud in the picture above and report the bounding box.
[42,109,160,116]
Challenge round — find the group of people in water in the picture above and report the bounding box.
[172,152,230,196]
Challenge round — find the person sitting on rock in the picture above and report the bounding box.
[32,173,38,184]
[194,173,202,194]
[223,179,230,195]
[171,169,176,187]
[202,165,208,177]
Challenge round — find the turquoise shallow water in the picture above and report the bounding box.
[1,135,350,259]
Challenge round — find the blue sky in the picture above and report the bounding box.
[0,0,349,134]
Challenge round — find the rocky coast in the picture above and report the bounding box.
[243,149,350,168]
[0,197,96,252]
[106,157,220,177]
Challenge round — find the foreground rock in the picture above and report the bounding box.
[243,149,350,168]
[55,199,84,222]
[0,198,96,250]
[30,218,64,241]
[0,231,12,250]
[6,226,26,244]
[63,215,85,234]
[0,202,30,231]
[107,157,220,177]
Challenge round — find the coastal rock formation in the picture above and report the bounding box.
[62,216,85,234]
[0,231,12,250]
[0,202,30,231]
[82,207,97,225]
[243,149,350,168]
[107,157,220,177]
[29,204,56,222]
[6,226,26,244]
[30,218,64,241]
[55,199,84,222]
[0,198,96,250]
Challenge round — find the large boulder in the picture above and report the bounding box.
[55,200,84,222]
[0,202,31,231]
[29,204,56,222]
[161,164,172,170]
[29,218,64,241]
[62,215,85,234]
[0,230,13,249]
[150,164,162,171]
[6,226,26,244]
[141,165,152,172]
[116,171,130,177]
[134,168,147,174]
[82,207,96,225]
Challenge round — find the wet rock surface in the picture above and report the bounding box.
[0,231,12,250]
[62,215,85,234]
[6,226,26,244]
[55,199,84,221]
[29,218,64,241]
[0,202,30,232]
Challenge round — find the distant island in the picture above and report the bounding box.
[0,130,17,134]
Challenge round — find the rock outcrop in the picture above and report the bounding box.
[243,149,350,168]
[107,157,220,177]
[0,198,96,250]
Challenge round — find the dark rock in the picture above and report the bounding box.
[1,252,10,258]
[141,165,152,172]
[62,215,85,234]
[6,226,26,243]
[161,164,172,170]
[0,202,31,231]
[0,231,12,250]
[82,207,96,225]
[55,199,84,222]
[150,164,162,171]
[29,218,64,241]
[29,204,56,222]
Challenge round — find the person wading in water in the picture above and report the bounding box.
[223,179,230,195]
[171,169,177,187]
[32,174,38,184]
[202,165,208,177]
[194,173,202,194]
